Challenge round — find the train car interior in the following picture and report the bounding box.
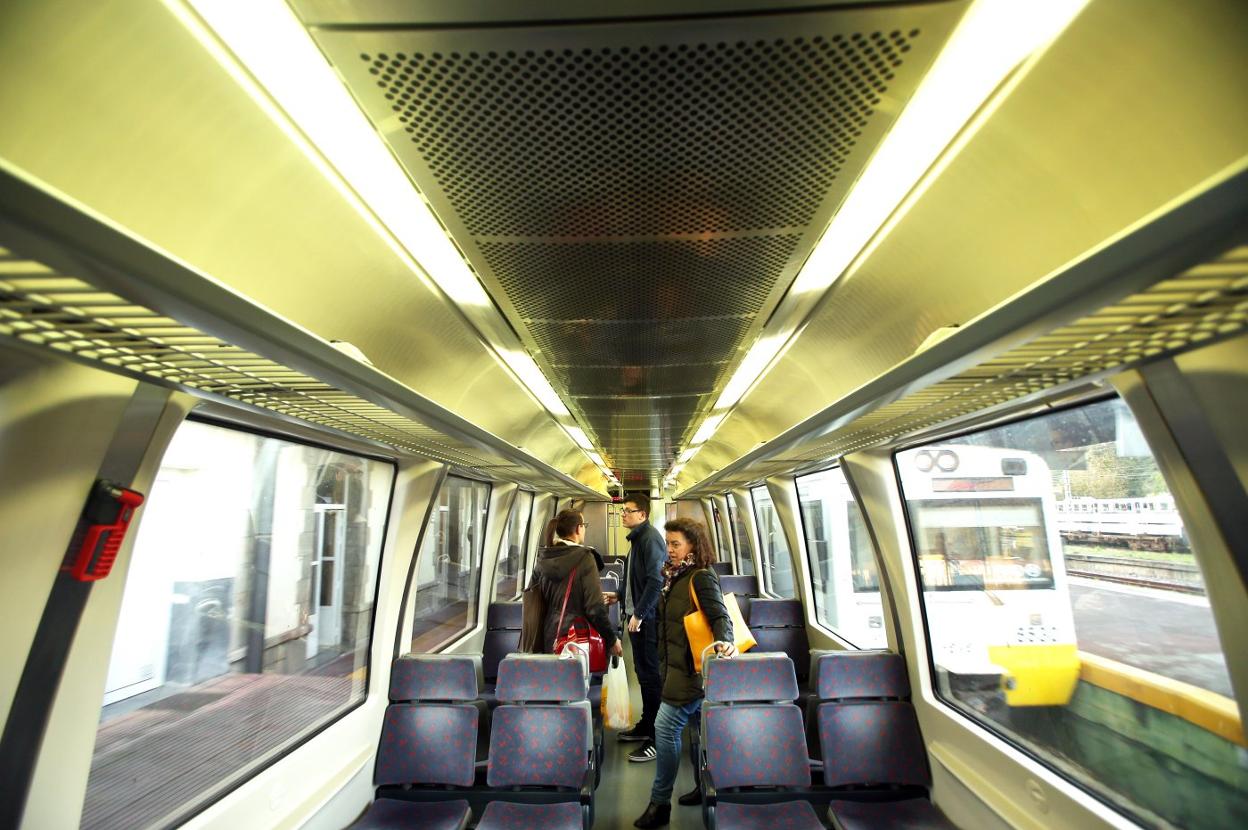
[1,0,1245,828]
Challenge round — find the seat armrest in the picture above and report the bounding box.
[580,767,595,805]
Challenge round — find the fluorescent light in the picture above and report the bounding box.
[790,0,1088,298]
[183,1,494,310]
[566,426,594,450]
[679,446,700,463]
[587,451,605,467]
[691,413,726,446]
[714,331,792,411]
[499,350,569,417]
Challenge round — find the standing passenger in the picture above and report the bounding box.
[634,518,736,829]
[611,494,665,762]
[534,509,623,660]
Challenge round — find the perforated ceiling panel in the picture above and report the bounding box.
[308,2,966,484]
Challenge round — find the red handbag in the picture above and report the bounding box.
[553,560,606,673]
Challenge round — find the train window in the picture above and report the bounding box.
[751,485,795,598]
[86,420,394,829]
[724,496,755,576]
[494,490,533,601]
[711,500,733,566]
[896,398,1243,829]
[795,467,887,648]
[406,475,491,651]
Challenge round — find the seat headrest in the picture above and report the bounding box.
[390,655,479,701]
[495,653,588,702]
[747,599,804,627]
[486,602,524,630]
[704,653,799,703]
[600,575,619,593]
[718,575,758,597]
[815,650,910,700]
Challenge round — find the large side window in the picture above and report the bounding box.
[725,495,755,576]
[407,475,490,651]
[710,500,733,566]
[796,467,886,647]
[896,398,1244,829]
[87,420,393,829]
[751,485,795,598]
[494,491,533,601]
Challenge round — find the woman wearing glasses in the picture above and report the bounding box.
[533,508,623,659]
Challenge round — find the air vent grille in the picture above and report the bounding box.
[365,32,917,237]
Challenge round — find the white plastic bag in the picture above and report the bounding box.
[603,655,632,731]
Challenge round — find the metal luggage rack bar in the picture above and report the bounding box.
[0,165,597,497]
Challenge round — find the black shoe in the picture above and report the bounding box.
[677,786,702,806]
[634,802,671,828]
[617,726,650,742]
[628,740,657,762]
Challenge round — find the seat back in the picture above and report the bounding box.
[747,600,811,682]
[483,603,524,683]
[814,650,910,701]
[719,574,759,598]
[378,655,479,788]
[817,701,930,789]
[489,654,593,789]
[703,703,811,790]
[711,561,733,575]
[600,574,621,631]
[704,653,799,704]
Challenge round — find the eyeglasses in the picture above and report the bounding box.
[620,508,641,515]
[580,522,589,529]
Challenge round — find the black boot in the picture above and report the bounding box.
[634,802,671,828]
[678,785,702,806]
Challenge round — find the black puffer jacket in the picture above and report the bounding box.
[658,568,733,705]
[533,543,618,654]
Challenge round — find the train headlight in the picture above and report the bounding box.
[935,450,959,472]
[915,451,935,472]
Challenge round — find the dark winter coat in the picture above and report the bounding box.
[533,543,618,654]
[622,520,665,620]
[657,568,733,705]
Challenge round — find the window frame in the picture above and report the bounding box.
[750,483,795,598]
[889,394,1226,827]
[118,413,399,828]
[723,492,753,577]
[495,489,535,602]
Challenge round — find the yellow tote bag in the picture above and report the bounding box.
[684,570,757,672]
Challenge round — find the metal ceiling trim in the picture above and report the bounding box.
[680,159,1248,497]
[0,162,602,498]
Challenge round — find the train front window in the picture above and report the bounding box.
[909,499,1054,591]
[86,420,394,829]
[896,398,1240,830]
[796,467,885,647]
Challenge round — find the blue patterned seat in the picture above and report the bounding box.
[815,651,909,701]
[484,654,595,828]
[705,653,800,703]
[354,656,479,829]
[748,600,811,683]
[719,574,759,598]
[477,801,583,830]
[701,677,821,830]
[351,798,471,830]
[828,797,957,830]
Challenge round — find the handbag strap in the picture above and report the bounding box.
[554,552,582,635]
[687,569,707,613]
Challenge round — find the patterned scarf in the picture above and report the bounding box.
[661,557,696,596]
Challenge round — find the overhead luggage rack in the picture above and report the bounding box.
[684,162,1248,495]
[0,165,599,497]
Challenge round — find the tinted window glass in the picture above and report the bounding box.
[88,420,393,829]
[751,485,795,598]
[796,467,886,647]
[494,491,533,601]
[408,476,490,651]
[896,398,1242,829]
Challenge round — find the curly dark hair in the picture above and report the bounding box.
[664,517,716,570]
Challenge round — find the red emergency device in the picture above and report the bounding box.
[65,480,145,582]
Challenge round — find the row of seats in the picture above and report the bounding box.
[697,651,956,829]
[355,653,598,829]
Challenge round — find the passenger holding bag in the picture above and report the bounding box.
[530,508,622,664]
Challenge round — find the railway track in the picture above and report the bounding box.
[1064,552,1204,595]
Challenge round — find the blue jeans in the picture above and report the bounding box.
[649,699,702,804]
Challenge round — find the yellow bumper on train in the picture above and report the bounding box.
[988,644,1081,706]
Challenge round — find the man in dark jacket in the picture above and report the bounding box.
[615,493,665,761]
